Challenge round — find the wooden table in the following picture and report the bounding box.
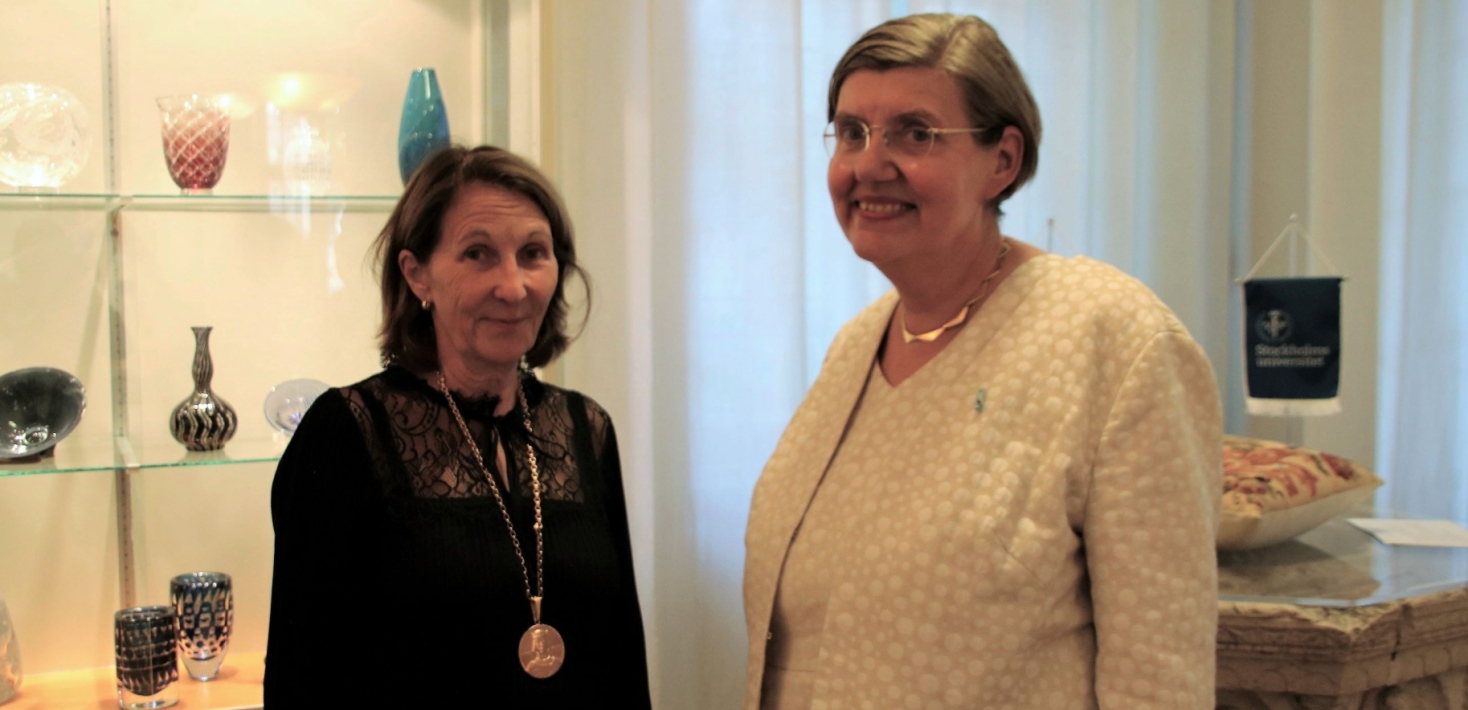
[1217,517,1468,709]
[6,652,263,710]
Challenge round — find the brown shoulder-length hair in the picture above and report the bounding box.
[374,145,588,371]
[828,13,1042,212]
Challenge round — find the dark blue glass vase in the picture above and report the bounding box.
[397,68,450,185]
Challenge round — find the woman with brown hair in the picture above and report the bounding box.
[265,145,651,707]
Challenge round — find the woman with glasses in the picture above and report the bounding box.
[743,13,1221,709]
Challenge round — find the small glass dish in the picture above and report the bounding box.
[0,367,85,460]
[262,378,329,436]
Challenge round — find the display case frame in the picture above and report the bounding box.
[0,0,546,692]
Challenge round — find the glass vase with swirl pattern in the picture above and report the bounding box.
[168,326,237,451]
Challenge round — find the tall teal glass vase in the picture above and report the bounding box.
[397,68,450,185]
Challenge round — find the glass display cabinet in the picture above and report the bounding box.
[0,1,542,705]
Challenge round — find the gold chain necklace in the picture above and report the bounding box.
[900,238,1012,344]
[437,372,565,679]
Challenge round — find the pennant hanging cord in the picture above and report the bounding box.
[1236,214,1346,283]
[1039,217,1079,256]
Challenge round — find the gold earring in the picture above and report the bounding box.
[421,299,431,311]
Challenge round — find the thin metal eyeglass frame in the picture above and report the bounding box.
[822,120,987,158]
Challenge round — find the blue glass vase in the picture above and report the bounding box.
[397,68,450,185]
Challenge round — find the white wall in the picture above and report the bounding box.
[1301,0,1382,471]
[1239,0,1382,468]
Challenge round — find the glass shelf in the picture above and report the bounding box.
[0,436,121,477]
[0,191,399,213]
[0,432,288,477]
[0,193,119,211]
[126,193,400,213]
[123,431,288,470]
[8,651,263,709]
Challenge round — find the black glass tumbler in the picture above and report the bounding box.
[114,606,178,709]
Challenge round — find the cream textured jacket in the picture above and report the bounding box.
[743,255,1223,710]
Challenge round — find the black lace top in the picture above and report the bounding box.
[264,367,651,707]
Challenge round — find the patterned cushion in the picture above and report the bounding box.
[1218,435,1382,550]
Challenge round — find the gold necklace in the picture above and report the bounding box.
[900,238,1012,344]
[437,372,565,679]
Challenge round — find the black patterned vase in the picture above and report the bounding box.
[169,572,232,681]
[168,326,237,451]
[114,606,178,709]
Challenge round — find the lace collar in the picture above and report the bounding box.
[381,365,546,424]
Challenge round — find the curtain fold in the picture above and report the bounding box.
[545,1,1468,704]
[1378,0,1468,522]
[549,2,1234,706]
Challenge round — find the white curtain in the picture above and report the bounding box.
[546,1,1234,706]
[1378,0,1468,522]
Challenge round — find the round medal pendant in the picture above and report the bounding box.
[518,623,565,678]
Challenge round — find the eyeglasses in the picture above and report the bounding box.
[823,118,986,159]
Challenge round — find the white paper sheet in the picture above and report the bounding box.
[1347,518,1468,547]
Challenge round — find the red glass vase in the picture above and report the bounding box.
[157,94,231,194]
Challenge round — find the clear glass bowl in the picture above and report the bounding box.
[0,83,91,191]
[262,378,330,436]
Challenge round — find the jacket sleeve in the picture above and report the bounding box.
[595,417,655,708]
[1085,330,1223,709]
[263,390,381,708]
